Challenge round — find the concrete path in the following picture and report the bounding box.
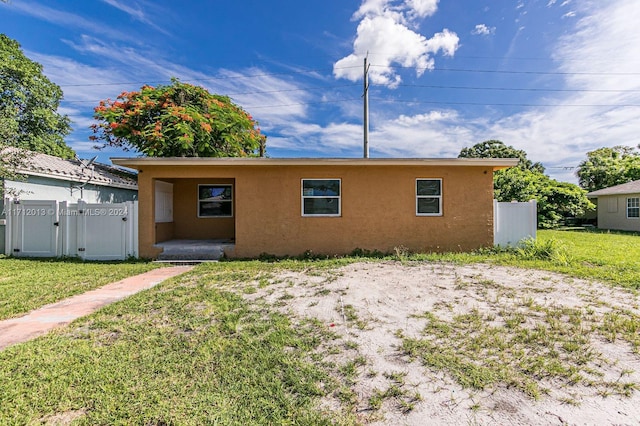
[0,265,193,351]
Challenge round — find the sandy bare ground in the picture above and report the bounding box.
[243,261,640,425]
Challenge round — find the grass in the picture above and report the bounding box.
[400,300,639,400]
[0,229,639,421]
[411,229,640,289]
[0,258,160,320]
[0,262,353,425]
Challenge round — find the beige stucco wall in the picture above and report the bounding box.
[136,164,496,259]
[596,194,640,232]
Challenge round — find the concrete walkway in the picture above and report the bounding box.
[0,265,193,351]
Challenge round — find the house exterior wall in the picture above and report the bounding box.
[136,164,496,259]
[4,176,137,203]
[596,194,640,232]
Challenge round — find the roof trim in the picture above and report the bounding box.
[110,157,519,170]
[1,147,138,190]
[587,179,640,197]
[14,169,138,190]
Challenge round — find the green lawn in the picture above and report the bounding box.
[0,230,638,423]
[509,229,640,289]
[0,258,161,320]
[0,262,353,425]
[411,229,640,289]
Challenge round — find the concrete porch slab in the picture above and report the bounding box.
[154,239,234,261]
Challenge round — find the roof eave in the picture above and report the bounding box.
[14,169,138,190]
[110,157,520,170]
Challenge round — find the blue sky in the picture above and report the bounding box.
[2,0,640,183]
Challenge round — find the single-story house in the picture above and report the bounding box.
[2,149,138,203]
[1,149,138,254]
[587,179,640,232]
[111,157,518,259]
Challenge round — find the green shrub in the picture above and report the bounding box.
[516,237,571,264]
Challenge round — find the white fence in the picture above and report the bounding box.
[494,200,537,247]
[3,198,138,260]
[3,198,535,259]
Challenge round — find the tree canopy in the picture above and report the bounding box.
[91,79,266,157]
[458,139,545,173]
[493,167,593,228]
[459,140,593,228]
[0,34,73,159]
[576,145,640,192]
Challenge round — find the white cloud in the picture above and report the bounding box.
[269,121,363,155]
[306,1,640,183]
[406,0,439,18]
[562,11,576,18]
[472,24,496,36]
[32,37,318,154]
[334,0,459,88]
[100,0,170,34]
[3,1,135,43]
[382,0,640,183]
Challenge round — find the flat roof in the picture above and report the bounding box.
[111,157,519,170]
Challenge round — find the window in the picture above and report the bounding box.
[416,179,442,216]
[198,185,232,217]
[302,179,341,216]
[627,197,639,218]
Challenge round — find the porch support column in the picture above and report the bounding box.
[137,173,162,259]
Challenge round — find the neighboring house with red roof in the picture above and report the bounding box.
[587,180,640,232]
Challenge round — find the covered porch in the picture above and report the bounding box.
[153,177,237,260]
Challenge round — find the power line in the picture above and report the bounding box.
[62,83,360,104]
[56,63,640,89]
[244,98,362,109]
[57,66,362,88]
[398,84,640,93]
[379,64,640,76]
[371,98,640,108]
[63,95,640,109]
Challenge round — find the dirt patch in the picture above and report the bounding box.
[40,409,86,425]
[244,261,640,425]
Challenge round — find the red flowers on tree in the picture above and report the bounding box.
[91,78,266,157]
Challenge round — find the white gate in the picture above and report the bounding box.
[6,200,58,257]
[4,198,138,260]
[494,200,537,247]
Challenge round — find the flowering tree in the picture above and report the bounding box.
[91,79,265,157]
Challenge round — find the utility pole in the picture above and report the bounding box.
[363,55,370,158]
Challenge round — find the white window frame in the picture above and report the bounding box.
[197,184,233,218]
[627,197,639,219]
[301,178,341,217]
[416,178,443,216]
